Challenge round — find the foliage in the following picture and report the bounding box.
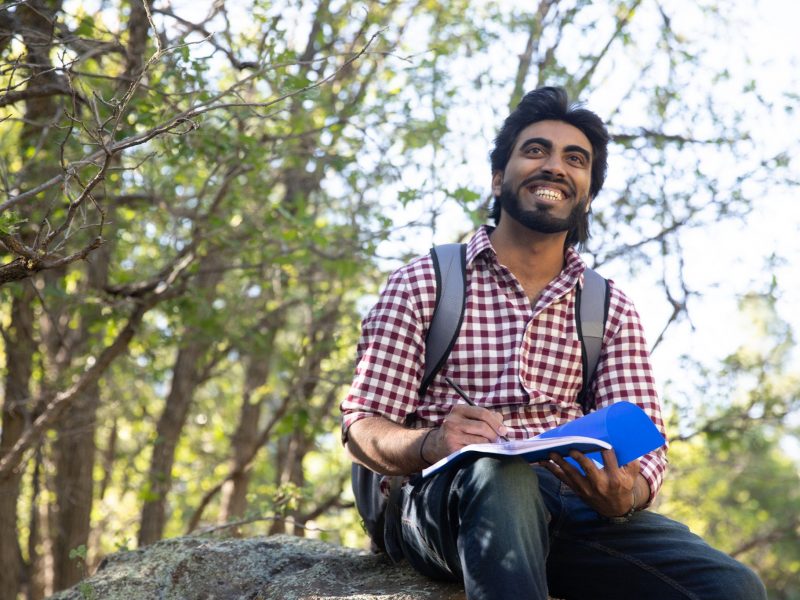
[0,0,797,599]
[659,291,800,599]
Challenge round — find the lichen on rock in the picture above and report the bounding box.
[47,534,466,600]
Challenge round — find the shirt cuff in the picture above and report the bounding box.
[638,447,668,506]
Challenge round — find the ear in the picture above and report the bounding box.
[585,195,593,213]
[491,171,503,197]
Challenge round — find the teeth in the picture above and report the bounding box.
[531,187,562,201]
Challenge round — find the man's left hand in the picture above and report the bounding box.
[542,449,641,518]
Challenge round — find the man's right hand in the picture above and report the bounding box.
[425,405,508,464]
[346,406,507,476]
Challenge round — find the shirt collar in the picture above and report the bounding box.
[466,225,587,281]
[465,225,496,266]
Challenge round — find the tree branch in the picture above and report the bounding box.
[1,28,382,214]
[0,300,149,480]
[0,81,74,108]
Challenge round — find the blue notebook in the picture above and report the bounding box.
[537,400,666,467]
[421,401,665,478]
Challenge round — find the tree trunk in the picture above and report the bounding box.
[46,186,114,589]
[50,239,113,590]
[138,254,224,546]
[49,0,152,583]
[0,286,36,600]
[1,0,65,592]
[138,342,208,546]
[51,382,101,590]
[27,445,49,600]
[268,432,309,536]
[218,356,270,524]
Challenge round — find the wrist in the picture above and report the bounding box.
[606,484,637,525]
[418,427,438,467]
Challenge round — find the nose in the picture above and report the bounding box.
[541,153,566,177]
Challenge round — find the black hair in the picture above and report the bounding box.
[488,87,610,246]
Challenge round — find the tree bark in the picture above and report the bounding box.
[50,225,114,590]
[0,286,36,600]
[268,432,310,537]
[48,2,151,586]
[218,355,271,525]
[0,1,64,595]
[138,341,208,546]
[51,381,101,590]
[138,253,224,546]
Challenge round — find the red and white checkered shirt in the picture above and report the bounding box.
[341,226,668,500]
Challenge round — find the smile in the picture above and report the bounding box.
[527,186,565,202]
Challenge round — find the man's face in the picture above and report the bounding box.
[492,120,593,235]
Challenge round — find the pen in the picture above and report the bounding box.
[444,377,510,442]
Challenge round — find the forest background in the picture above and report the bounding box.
[1,0,799,599]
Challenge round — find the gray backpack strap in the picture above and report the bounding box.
[419,243,467,396]
[576,267,609,414]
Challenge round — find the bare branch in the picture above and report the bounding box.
[1,26,382,223]
[573,0,643,94]
[509,0,556,108]
[0,81,73,108]
[612,128,735,146]
[730,519,800,558]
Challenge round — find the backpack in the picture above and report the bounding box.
[351,243,610,553]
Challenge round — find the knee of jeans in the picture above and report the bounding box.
[458,456,541,505]
[724,564,767,600]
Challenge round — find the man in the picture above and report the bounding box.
[341,87,765,600]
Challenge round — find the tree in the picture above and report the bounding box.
[658,291,800,598]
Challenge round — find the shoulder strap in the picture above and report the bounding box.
[419,243,467,396]
[575,267,610,414]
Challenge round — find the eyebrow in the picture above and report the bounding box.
[519,137,592,162]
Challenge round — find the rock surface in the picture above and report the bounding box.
[48,534,466,600]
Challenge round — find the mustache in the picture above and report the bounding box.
[518,173,575,196]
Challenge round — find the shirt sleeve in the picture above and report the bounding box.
[589,281,669,503]
[340,262,433,443]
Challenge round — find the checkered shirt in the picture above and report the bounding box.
[341,226,668,500]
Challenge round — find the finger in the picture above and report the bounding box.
[447,405,508,440]
[601,448,620,471]
[540,459,571,485]
[567,450,602,478]
[548,452,587,485]
[441,414,502,446]
[489,410,509,438]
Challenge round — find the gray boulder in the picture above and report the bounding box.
[48,534,466,600]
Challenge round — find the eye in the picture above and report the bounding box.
[567,154,587,166]
[523,145,544,156]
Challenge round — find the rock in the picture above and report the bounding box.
[47,534,466,600]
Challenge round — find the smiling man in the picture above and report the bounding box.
[494,120,591,236]
[341,87,766,600]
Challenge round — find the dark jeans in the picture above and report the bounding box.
[393,456,766,600]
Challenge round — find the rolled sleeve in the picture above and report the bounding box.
[591,281,669,501]
[340,261,434,443]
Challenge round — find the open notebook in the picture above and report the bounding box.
[421,401,666,478]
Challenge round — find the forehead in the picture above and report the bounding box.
[514,119,592,154]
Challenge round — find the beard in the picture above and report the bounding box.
[496,181,586,235]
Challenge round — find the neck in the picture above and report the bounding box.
[489,217,569,300]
